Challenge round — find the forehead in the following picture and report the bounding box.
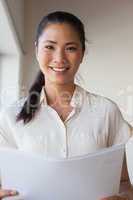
[38,23,80,43]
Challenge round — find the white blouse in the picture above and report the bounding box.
[0,85,132,158]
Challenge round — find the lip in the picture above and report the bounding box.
[49,66,70,72]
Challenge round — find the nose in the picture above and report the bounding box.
[53,49,67,65]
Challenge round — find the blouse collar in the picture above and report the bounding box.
[40,84,86,109]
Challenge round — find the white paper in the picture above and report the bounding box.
[126,136,133,185]
[4,196,25,200]
[0,144,124,200]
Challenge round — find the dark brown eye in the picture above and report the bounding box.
[45,45,54,50]
[66,46,77,52]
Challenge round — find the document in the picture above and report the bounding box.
[126,136,133,186]
[0,144,124,200]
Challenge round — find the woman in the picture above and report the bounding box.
[0,11,132,199]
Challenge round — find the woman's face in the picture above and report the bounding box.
[36,23,84,85]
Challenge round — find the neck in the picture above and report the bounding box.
[44,81,76,107]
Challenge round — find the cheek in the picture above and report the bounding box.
[37,52,52,66]
[71,52,83,65]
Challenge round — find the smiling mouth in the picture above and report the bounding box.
[49,67,69,72]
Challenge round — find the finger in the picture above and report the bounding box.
[0,189,19,198]
[100,195,128,200]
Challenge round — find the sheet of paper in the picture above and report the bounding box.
[0,144,124,200]
[126,136,133,185]
[4,196,24,200]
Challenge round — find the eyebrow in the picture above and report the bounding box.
[44,40,79,45]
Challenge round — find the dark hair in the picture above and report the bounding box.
[35,11,86,52]
[16,11,86,124]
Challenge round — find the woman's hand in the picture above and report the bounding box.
[0,189,19,199]
[100,195,128,200]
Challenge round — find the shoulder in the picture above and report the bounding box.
[79,86,121,116]
[0,97,27,123]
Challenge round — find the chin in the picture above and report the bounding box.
[52,79,73,85]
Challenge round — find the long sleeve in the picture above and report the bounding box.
[0,109,17,149]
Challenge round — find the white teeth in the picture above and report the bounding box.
[51,67,68,72]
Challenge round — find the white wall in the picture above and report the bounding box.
[0,56,2,92]
[23,0,133,123]
[0,55,20,108]
[4,0,25,90]
[0,0,25,109]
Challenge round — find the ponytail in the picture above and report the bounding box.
[16,70,44,124]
